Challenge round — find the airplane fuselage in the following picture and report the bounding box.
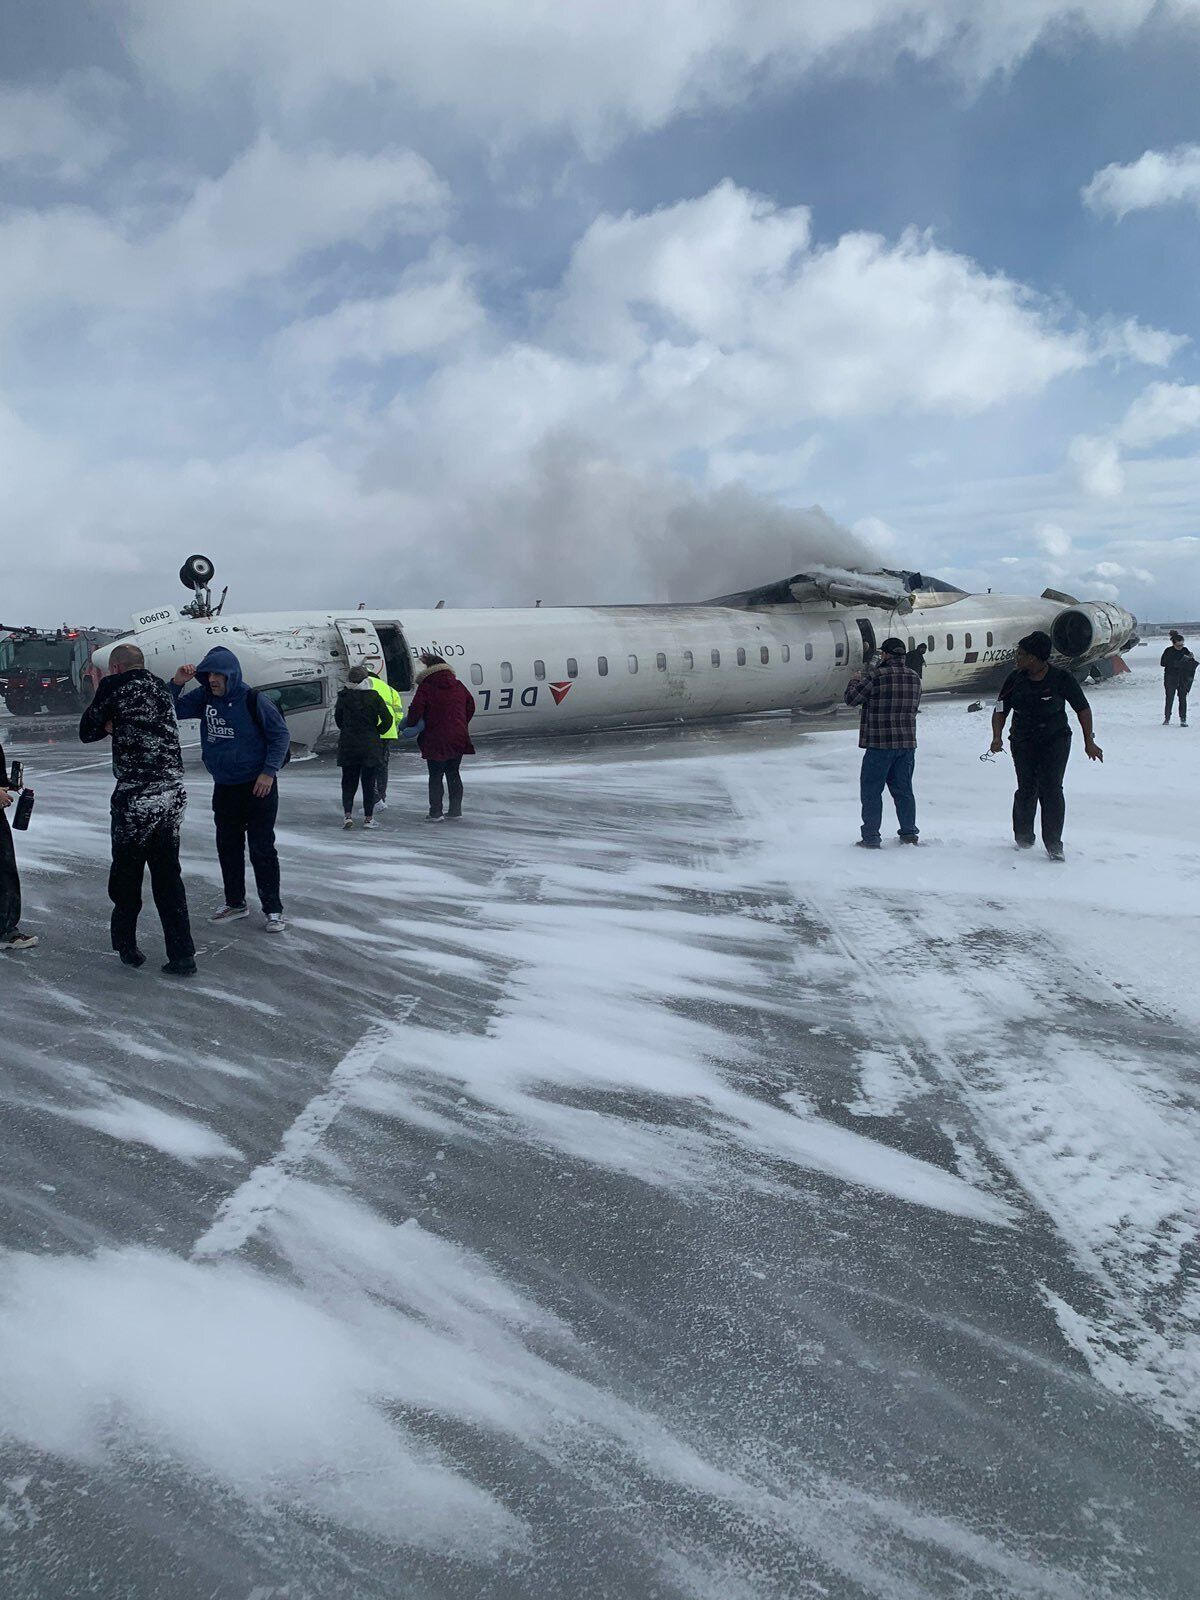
[96,588,1136,753]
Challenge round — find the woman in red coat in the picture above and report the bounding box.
[403,654,476,821]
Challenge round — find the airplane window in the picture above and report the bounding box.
[945,635,953,652]
[927,636,935,652]
[567,658,578,678]
[682,650,693,670]
[711,649,720,667]
[782,644,790,663]
[500,661,513,683]
[804,643,813,661]
[259,680,324,714]
[964,633,972,650]
[656,651,667,671]
[760,646,769,664]
[986,631,994,647]
[628,654,638,673]
[736,647,746,666]
[598,655,608,676]
[470,663,483,685]
[534,659,546,680]
[907,636,915,652]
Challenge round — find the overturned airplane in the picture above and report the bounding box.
[89,555,1137,752]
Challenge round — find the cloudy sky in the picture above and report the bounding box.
[3,1,1200,623]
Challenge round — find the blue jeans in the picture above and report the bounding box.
[860,748,917,843]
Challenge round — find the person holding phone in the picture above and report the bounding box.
[0,742,37,951]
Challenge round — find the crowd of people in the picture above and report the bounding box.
[0,645,474,971]
[0,629,1187,961]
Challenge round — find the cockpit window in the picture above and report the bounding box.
[259,680,324,714]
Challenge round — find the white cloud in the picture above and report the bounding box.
[0,72,122,180]
[1035,522,1072,560]
[1083,144,1200,219]
[1094,316,1188,368]
[0,136,448,326]
[122,1,1200,152]
[1116,382,1200,449]
[273,245,484,371]
[548,184,1091,434]
[1067,383,1200,499]
[1067,433,1126,497]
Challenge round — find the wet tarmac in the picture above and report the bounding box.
[1,692,1197,1599]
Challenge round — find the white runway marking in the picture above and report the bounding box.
[192,1004,416,1260]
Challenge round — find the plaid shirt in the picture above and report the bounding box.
[844,658,921,748]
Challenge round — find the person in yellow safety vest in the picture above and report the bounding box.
[366,672,404,808]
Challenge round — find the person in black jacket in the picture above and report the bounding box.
[79,643,196,974]
[0,743,37,951]
[905,642,927,680]
[1161,630,1196,726]
[334,666,393,828]
[989,631,1103,862]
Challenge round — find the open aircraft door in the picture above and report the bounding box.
[334,617,386,676]
[827,618,851,677]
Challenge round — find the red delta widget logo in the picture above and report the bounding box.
[471,680,573,712]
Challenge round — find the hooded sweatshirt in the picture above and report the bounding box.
[170,646,290,785]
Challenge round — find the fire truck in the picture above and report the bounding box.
[0,626,121,716]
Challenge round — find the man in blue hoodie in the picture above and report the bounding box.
[170,648,291,931]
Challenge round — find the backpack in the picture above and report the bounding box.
[245,686,292,767]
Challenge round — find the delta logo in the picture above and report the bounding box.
[549,681,573,706]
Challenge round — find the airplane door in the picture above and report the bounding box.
[334,617,385,675]
[827,618,850,674]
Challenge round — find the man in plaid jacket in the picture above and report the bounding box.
[844,637,922,848]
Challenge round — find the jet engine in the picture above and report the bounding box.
[1050,601,1136,663]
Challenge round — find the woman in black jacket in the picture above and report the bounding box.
[0,743,37,951]
[334,666,393,828]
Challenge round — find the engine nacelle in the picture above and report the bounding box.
[1051,602,1132,663]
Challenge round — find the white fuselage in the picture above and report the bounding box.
[94,589,1135,753]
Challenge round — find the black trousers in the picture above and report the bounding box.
[213,781,282,913]
[0,810,21,938]
[341,764,379,818]
[376,745,392,799]
[109,820,194,960]
[427,757,463,817]
[1011,732,1071,849]
[1165,684,1189,722]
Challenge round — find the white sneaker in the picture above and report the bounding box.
[342,816,354,830]
[375,799,388,811]
[363,817,379,830]
[2,931,38,951]
[424,813,445,823]
[265,913,286,933]
[210,904,250,922]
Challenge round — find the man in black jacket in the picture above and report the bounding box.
[1161,630,1196,726]
[79,643,196,974]
[0,743,37,951]
[334,666,393,828]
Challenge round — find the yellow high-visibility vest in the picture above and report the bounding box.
[367,675,404,739]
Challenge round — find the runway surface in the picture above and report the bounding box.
[1,663,1197,1599]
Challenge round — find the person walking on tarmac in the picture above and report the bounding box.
[403,652,476,821]
[0,742,37,952]
[170,648,291,931]
[335,666,393,828]
[79,643,196,975]
[1161,630,1196,726]
[990,631,1103,863]
[844,637,922,848]
[366,669,403,807]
